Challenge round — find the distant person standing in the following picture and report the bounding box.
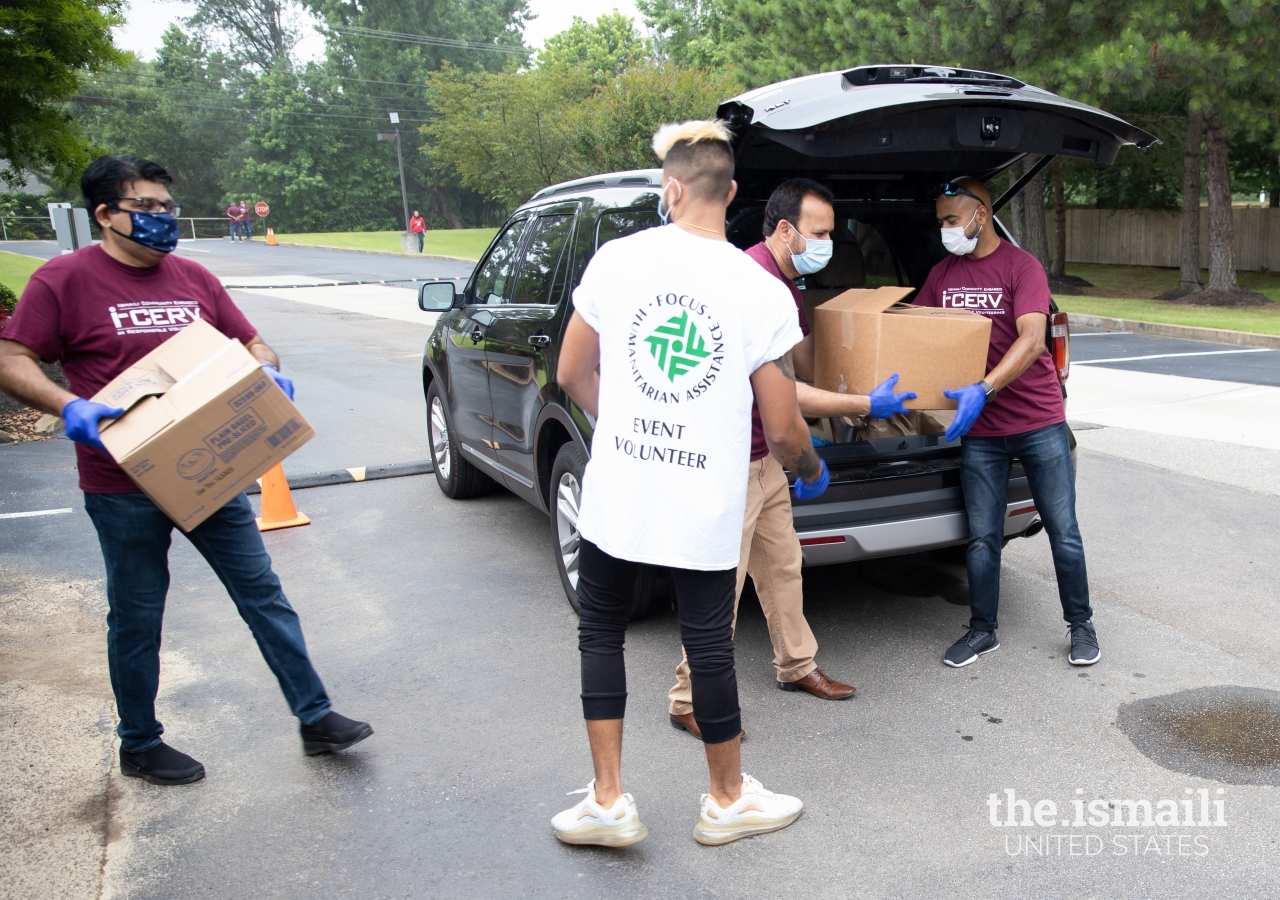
[226,200,241,241]
[409,210,426,253]
[238,201,252,241]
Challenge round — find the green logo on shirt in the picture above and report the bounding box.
[644,310,711,381]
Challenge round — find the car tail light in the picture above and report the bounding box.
[1050,311,1070,383]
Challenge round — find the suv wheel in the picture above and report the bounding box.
[427,381,493,499]
[549,441,657,619]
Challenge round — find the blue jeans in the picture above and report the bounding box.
[239,221,252,240]
[960,421,1092,633]
[84,491,330,752]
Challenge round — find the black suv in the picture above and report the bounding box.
[418,64,1155,617]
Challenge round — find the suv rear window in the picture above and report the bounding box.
[596,209,661,249]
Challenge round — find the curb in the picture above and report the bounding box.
[1066,313,1280,350]
[261,239,478,263]
[244,460,434,494]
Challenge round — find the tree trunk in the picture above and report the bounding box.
[1270,186,1278,208]
[1020,157,1051,271]
[1204,112,1238,291]
[1178,110,1204,291]
[1051,160,1066,277]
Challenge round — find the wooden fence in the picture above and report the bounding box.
[1045,207,1280,271]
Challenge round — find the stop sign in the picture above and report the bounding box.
[255,201,270,217]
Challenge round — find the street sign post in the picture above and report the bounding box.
[255,201,269,217]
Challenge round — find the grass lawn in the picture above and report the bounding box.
[1057,263,1280,335]
[270,229,498,260]
[0,250,44,297]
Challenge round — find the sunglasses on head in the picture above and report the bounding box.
[940,182,986,205]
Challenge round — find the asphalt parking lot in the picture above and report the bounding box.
[3,244,1280,898]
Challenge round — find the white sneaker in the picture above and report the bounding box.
[551,780,648,847]
[693,773,803,845]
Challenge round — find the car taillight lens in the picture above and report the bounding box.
[1050,311,1070,384]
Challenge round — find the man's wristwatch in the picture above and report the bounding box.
[978,379,997,404]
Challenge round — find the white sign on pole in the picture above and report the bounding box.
[389,112,400,124]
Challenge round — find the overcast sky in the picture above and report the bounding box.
[112,0,644,61]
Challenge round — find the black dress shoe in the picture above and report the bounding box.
[300,711,373,755]
[120,742,206,785]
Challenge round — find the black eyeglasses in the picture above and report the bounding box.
[940,182,986,205]
[112,197,181,216]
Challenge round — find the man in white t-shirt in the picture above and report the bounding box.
[552,120,830,848]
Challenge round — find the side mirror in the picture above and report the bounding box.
[419,281,459,311]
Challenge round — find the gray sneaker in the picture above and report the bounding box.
[943,629,1000,668]
[1068,620,1101,665]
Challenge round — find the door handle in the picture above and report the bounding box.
[528,334,551,348]
[471,328,485,343]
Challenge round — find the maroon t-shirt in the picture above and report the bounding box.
[744,242,809,460]
[3,244,258,493]
[914,240,1064,437]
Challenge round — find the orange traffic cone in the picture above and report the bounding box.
[265,227,278,246]
[256,463,310,531]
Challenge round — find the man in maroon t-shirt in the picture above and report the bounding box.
[667,179,916,732]
[916,177,1096,669]
[0,155,372,786]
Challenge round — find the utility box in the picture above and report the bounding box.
[812,286,992,409]
[94,320,315,531]
[400,232,418,253]
[48,204,93,254]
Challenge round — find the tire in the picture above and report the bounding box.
[427,381,494,499]
[549,441,658,619]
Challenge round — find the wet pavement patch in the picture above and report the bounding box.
[1117,685,1280,785]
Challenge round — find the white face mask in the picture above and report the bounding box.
[658,179,682,225]
[940,208,982,256]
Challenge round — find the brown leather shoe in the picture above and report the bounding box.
[778,668,856,700]
[669,712,745,741]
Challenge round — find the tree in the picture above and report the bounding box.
[572,62,739,173]
[537,12,650,84]
[184,0,302,70]
[423,65,594,209]
[0,0,126,189]
[1077,1,1280,304]
[638,0,740,71]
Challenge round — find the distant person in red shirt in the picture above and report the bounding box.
[916,177,1097,670]
[0,155,373,786]
[409,210,426,253]
[238,200,252,241]
[226,201,242,241]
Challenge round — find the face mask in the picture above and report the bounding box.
[784,224,833,275]
[113,211,180,253]
[658,179,682,225]
[940,209,981,256]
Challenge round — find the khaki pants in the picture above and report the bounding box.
[668,455,818,716]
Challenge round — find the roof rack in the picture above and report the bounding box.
[843,65,1025,90]
[529,169,663,201]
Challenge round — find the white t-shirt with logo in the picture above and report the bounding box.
[572,224,803,571]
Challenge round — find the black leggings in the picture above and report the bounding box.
[577,539,741,744]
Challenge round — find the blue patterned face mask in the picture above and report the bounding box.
[114,211,179,253]
[658,179,683,225]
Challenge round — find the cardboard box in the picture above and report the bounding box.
[94,319,315,531]
[812,286,992,409]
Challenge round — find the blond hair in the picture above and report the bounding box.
[651,120,732,161]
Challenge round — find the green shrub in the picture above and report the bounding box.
[0,282,17,313]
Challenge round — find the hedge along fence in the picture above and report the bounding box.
[1049,207,1280,271]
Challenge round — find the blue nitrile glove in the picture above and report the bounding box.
[793,458,830,500]
[262,364,294,400]
[867,372,917,419]
[943,383,988,442]
[62,398,125,456]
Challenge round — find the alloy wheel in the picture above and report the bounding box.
[430,395,452,481]
[556,471,582,589]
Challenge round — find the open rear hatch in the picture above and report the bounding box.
[718,64,1158,207]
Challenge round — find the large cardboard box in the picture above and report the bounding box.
[812,286,992,409]
[94,320,315,531]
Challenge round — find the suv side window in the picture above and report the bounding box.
[596,208,662,250]
[510,213,575,305]
[471,218,529,305]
